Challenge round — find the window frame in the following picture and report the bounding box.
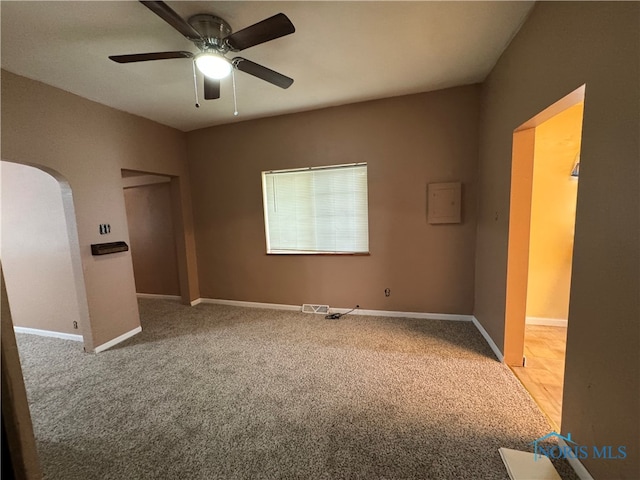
[261,163,370,255]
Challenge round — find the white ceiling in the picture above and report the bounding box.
[1,1,534,132]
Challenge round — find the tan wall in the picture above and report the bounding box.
[187,85,480,314]
[1,71,199,350]
[1,161,83,335]
[475,2,639,478]
[526,103,583,320]
[124,182,180,296]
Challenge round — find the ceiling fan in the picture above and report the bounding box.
[109,1,295,105]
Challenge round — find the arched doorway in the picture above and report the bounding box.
[1,160,92,349]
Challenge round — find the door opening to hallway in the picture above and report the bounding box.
[504,87,585,430]
[122,170,181,300]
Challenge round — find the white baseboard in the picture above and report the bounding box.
[197,298,302,311]
[93,326,142,353]
[526,316,568,327]
[136,293,181,301]
[334,307,472,322]
[471,316,504,362]
[13,326,83,342]
[195,297,472,321]
[137,293,204,307]
[557,438,594,480]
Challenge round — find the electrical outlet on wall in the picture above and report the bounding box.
[384,288,391,297]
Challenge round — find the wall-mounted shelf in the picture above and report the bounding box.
[91,241,129,256]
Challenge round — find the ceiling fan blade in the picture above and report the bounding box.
[233,58,294,89]
[109,51,193,63]
[225,13,295,52]
[139,1,202,42]
[204,77,220,100]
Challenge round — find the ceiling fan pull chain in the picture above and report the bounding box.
[232,69,239,116]
[191,60,200,108]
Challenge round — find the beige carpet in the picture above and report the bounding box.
[16,299,579,479]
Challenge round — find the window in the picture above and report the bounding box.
[262,163,369,254]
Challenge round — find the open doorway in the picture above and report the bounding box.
[1,160,92,476]
[121,170,180,300]
[1,161,92,349]
[504,87,585,430]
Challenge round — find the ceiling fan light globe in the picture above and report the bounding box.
[195,54,231,79]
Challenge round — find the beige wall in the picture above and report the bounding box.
[526,103,583,321]
[1,161,83,335]
[475,2,639,478]
[1,71,199,350]
[124,181,180,296]
[187,85,479,314]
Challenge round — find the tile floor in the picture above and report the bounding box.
[511,324,567,430]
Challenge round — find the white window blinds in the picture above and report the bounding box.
[262,164,369,254]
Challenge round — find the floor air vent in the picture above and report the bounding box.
[302,304,330,314]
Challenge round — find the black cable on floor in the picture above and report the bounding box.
[325,305,359,320]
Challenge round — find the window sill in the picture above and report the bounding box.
[266,251,370,256]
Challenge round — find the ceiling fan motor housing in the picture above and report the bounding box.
[188,14,232,51]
